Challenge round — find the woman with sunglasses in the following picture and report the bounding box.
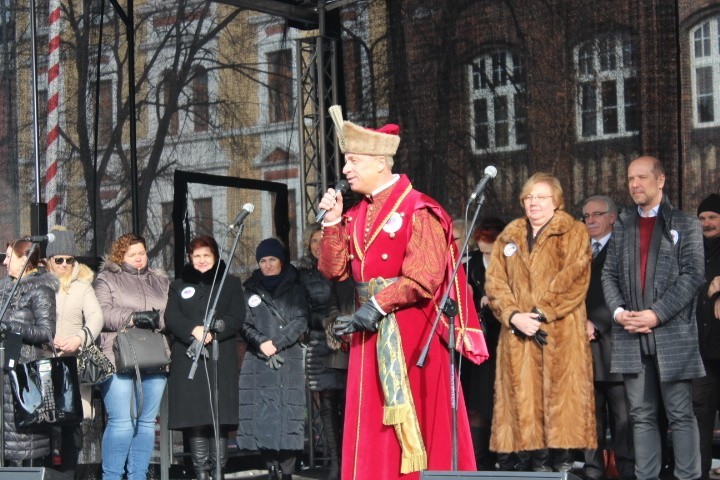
[44,226,103,475]
[1,237,59,466]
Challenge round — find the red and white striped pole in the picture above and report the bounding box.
[45,0,62,226]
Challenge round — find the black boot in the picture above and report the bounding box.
[476,426,496,470]
[268,464,279,480]
[189,435,210,480]
[209,436,228,480]
[281,475,292,480]
[552,448,573,472]
[320,394,341,480]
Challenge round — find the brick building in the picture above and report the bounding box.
[336,0,720,219]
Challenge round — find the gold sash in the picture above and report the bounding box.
[357,278,428,473]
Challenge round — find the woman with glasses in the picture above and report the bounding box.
[1,237,58,466]
[485,173,595,472]
[44,227,103,475]
[93,233,170,480]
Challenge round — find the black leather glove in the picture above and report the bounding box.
[186,338,209,358]
[266,354,285,370]
[534,329,548,347]
[334,301,384,336]
[132,309,160,329]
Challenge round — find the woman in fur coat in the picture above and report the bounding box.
[485,173,595,472]
[45,227,104,474]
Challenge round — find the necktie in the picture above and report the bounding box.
[592,241,601,258]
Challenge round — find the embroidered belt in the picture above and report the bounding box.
[355,277,398,304]
[356,276,427,474]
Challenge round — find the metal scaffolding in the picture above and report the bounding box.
[296,33,341,225]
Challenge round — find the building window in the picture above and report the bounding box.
[161,201,174,270]
[267,49,293,123]
[161,70,179,135]
[193,197,212,237]
[691,17,720,127]
[89,80,113,145]
[192,66,209,132]
[575,33,639,140]
[467,50,526,153]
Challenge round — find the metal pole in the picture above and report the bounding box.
[127,0,140,234]
[29,0,41,205]
[29,0,48,237]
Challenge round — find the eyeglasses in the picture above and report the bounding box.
[52,257,76,265]
[522,194,552,203]
[582,211,608,220]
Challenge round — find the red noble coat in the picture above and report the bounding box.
[320,175,487,480]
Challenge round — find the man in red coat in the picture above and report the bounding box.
[317,106,488,480]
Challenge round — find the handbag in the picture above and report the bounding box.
[77,326,114,384]
[9,355,83,428]
[113,326,170,374]
[113,324,170,418]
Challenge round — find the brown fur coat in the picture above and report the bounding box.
[485,210,596,452]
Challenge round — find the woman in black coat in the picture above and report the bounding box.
[296,224,346,480]
[456,218,505,471]
[237,238,309,480]
[165,235,245,480]
[1,238,58,465]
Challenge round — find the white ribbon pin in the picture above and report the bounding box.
[181,286,195,299]
[670,229,679,245]
[383,213,403,234]
[504,242,518,257]
[248,294,261,308]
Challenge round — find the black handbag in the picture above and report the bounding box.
[77,326,114,384]
[112,327,170,374]
[113,325,170,418]
[9,355,83,428]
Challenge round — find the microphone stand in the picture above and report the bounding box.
[187,223,246,480]
[416,192,488,470]
[0,242,39,466]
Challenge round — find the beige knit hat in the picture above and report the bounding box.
[329,105,401,156]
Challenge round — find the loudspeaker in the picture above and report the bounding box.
[0,467,68,479]
[421,471,582,480]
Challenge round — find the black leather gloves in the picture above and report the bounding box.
[266,354,285,370]
[510,309,548,347]
[132,309,160,329]
[186,338,209,358]
[334,301,384,336]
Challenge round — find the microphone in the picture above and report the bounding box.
[315,180,350,223]
[469,165,498,201]
[22,233,56,243]
[229,203,254,229]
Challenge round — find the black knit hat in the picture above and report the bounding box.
[255,238,286,263]
[697,193,720,216]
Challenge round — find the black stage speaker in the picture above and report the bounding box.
[421,471,582,480]
[0,467,68,479]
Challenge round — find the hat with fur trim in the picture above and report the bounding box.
[329,105,400,156]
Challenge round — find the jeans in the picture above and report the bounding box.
[100,372,167,480]
[624,355,700,480]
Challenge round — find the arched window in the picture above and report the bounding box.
[467,50,527,153]
[575,33,639,139]
[192,66,209,132]
[690,17,720,127]
[161,70,179,135]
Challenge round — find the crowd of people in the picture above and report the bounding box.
[0,107,718,480]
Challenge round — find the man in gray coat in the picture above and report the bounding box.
[602,155,705,480]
